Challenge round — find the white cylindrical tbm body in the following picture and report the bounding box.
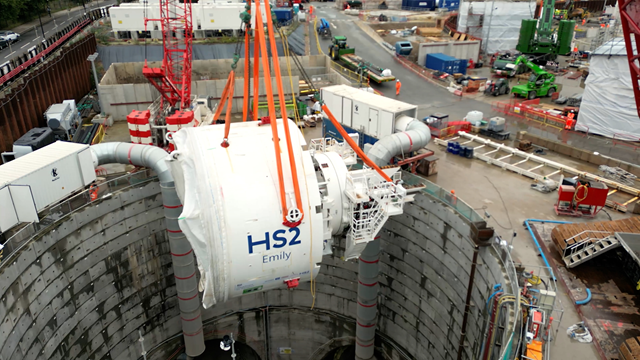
[167,120,325,308]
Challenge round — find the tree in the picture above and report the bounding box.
[0,0,26,24]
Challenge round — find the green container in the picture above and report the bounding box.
[516,19,537,53]
[297,101,307,118]
[556,20,576,56]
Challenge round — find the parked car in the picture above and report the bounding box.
[0,31,20,43]
[0,38,8,50]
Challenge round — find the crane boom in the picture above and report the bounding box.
[619,0,640,118]
[513,55,551,75]
[143,0,193,110]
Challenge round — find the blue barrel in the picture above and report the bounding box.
[466,146,474,159]
[447,141,456,153]
[448,141,460,155]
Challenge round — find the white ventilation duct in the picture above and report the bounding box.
[366,115,432,167]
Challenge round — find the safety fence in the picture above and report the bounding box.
[329,61,370,86]
[433,121,472,139]
[491,99,570,131]
[613,133,640,151]
[0,170,156,267]
[394,54,445,87]
[0,6,110,87]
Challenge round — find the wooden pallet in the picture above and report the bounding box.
[551,217,640,253]
[620,336,640,359]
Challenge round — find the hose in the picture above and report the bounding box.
[574,183,588,202]
[486,284,503,310]
[575,288,592,305]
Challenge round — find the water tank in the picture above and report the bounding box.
[516,19,537,53]
[557,20,576,55]
[464,111,483,126]
[489,116,506,132]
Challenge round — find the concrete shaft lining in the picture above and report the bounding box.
[0,177,513,360]
[0,181,182,360]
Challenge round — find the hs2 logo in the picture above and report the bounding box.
[248,227,301,254]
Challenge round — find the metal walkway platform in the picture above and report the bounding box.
[551,217,640,267]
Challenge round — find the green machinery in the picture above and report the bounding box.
[510,55,557,100]
[516,0,576,61]
[328,36,396,83]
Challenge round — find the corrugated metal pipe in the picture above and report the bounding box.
[90,143,205,357]
[356,237,380,360]
[366,115,432,167]
[356,117,430,359]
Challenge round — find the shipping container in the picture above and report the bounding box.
[320,85,418,147]
[438,0,459,10]
[402,0,436,10]
[418,40,480,65]
[0,141,96,233]
[273,8,294,23]
[426,53,468,75]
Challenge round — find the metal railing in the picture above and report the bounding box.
[0,6,111,87]
[561,230,615,259]
[309,136,359,165]
[401,172,485,223]
[0,170,157,267]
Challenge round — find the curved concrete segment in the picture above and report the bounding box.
[0,163,514,360]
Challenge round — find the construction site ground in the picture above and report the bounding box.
[101,4,640,359]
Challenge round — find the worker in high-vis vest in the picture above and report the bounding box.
[395,79,402,96]
[564,112,576,130]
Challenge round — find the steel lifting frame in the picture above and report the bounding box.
[435,132,640,197]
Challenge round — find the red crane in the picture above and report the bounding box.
[620,0,640,117]
[143,0,193,110]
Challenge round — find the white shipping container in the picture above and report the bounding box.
[0,142,96,233]
[110,2,267,32]
[110,6,148,31]
[202,4,246,31]
[321,85,418,139]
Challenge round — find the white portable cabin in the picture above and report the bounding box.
[0,142,96,233]
[321,85,419,139]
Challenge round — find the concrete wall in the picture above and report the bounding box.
[98,56,335,120]
[0,180,182,360]
[100,76,300,121]
[0,173,513,360]
[417,40,481,65]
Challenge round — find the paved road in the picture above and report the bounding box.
[313,4,496,121]
[0,0,116,63]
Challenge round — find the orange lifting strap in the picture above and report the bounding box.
[322,104,393,182]
[221,76,235,147]
[243,20,251,122]
[212,71,235,122]
[263,1,304,225]
[252,31,260,121]
[253,0,304,226]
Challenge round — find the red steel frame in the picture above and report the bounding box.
[144,0,193,109]
[620,0,640,118]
